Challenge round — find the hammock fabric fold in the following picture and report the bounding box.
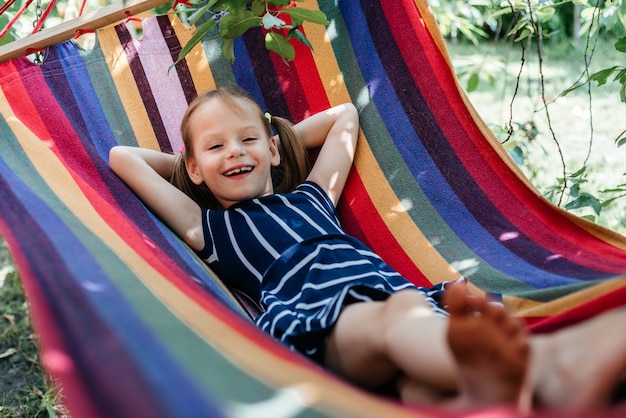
[1,0,626,416]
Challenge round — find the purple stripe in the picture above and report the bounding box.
[241,28,292,118]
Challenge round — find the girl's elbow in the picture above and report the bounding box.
[109,146,120,168]
[340,102,358,117]
[342,103,360,137]
[343,103,359,129]
[109,146,131,174]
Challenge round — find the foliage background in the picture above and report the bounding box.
[432,0,626,234]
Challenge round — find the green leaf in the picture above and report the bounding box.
[268,0,292,5]
[0,15,15,46]
[174,19,217,65]
[265,32,295,61]
[536,6,555,21]
[187,0,218,26]
[219,10,262,39]
[570,166,586,178]
[600,187,626,193]
[219,0,249,10]
[589,66,620,86]
[251,0,265,15]
[280,8,329,25]
[616,36,626,53]
[287,28,313,50]
[619,3,626,35]
[561,82,584,97]
[466,73,479,92]
[221,38,235,63]
[601,193,626,207]
[514,28,532,42]
[565,193,602,215]
[618,136,626,147]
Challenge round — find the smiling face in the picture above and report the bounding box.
[184,96,281,209]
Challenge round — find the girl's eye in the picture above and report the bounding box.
[208,144,222,150]
[243,137,257,143]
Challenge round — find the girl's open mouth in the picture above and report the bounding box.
[223,166,254,177]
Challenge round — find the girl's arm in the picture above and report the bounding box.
[109,146,204,250]
[298,103,359,206]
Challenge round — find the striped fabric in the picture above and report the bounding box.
[0,0,626,417]
[199,181,447,357]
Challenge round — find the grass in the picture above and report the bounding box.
[0,241,68,418]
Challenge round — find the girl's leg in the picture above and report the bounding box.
[325,283,626,413]
[324,286,531,410]
[323,290,458,392]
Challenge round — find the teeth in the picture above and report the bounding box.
[225,166,252,176]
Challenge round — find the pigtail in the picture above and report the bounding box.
[270,116,311,194]
[169,151,220,209]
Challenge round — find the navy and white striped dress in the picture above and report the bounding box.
[196,181,447,360]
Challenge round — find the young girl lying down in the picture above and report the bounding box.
[110,86,626,413]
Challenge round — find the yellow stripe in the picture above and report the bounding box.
[97,23,161,150]
[510,275,626,318]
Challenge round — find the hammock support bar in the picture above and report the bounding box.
[0,0,171,62]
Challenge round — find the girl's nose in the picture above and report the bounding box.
[226,141,245,158]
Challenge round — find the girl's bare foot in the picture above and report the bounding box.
[444,283,530,411]
[531,308,626,412]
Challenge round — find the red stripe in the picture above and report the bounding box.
[340,169,432,287]
[289,25,331,115]
[267,19,329,120]
[380,0,626,271]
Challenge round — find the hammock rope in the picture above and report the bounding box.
[0,0,34,40]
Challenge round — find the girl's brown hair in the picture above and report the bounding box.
[170,86,310,209]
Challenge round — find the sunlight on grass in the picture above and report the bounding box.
[447,39,626,234]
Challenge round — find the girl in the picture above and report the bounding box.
[110,86,626,413]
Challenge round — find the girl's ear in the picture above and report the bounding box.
[269,136,281,167]
[185,157,204,185]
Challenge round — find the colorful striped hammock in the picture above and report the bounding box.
[1,0,626,416]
